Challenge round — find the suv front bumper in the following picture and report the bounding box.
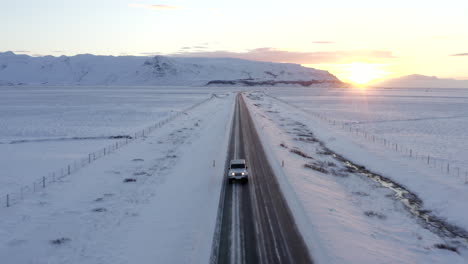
[228,175,248,180]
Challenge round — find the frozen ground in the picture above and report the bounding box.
[264,87,468,172]
[0,89,235,264]
[2,85,468,263]
[245,90,468,263]
[0,86,226,194]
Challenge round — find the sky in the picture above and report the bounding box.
[1,0,468,84]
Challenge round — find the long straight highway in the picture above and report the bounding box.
[211,93,312,264]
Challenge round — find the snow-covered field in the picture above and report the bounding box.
[2,85,468,263]
[245,88,468,263]
[265,87,468,173]
[0,86,222,195]
[0,86,235,263]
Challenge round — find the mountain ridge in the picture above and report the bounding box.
[0,52,348,87]
[374,74,468,88]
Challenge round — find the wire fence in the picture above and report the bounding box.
[1,94,215,209]
[264,92,468,184]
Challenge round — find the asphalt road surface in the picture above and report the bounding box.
[212,93,312,264]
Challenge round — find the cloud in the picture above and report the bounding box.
[451,53,468,56]
[170,47,396,64]
[13,50,30,53]
[312,41,334,44]
[129,3,181,10]
[140,52,162,56]
[180,46,207,50]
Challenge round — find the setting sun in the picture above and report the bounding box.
[304,62,396,86]
[341,62,390,85]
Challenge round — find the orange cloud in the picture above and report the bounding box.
[170,48,396,64]
[129,3,181,10]
[451,53,468,56]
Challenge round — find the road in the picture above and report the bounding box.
[212,93,312,264]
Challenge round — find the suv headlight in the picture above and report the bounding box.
[241,172,245,175]
[231,172,235,176]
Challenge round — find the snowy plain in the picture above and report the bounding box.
[0,86,236,263]
[0,86,224,195]
[244,88,468,263]
[1,85,468,263]
[264,87,468,172]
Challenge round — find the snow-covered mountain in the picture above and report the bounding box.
[374,74,468,88]
[0,51,347,87]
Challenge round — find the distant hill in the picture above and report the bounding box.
[0,51,348,87]
[374,74,468,88]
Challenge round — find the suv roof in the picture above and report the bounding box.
[230,159,246,165]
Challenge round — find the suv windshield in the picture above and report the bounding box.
[231,164,245,169]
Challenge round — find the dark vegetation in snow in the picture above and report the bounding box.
[434,243,459,254]
[50,238,71,245]
[352,191,370,197]
[133,171,149,176]
[123,178,137,183]
[290,148,313,159]
[92,207,107,212]
[206,79,348,87]
[364,211,387,220]
[304,163,329,174]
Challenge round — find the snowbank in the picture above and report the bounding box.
[0,93,235,264]
[244,91,468,263]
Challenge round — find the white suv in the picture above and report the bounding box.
[228,159,249,183]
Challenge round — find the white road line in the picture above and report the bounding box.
[230,96,242,264]
[240,97,267,264]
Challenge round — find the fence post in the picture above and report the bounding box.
[43,176,46,188]
[6,194,9,207]
[68,165,71,175]
[427,155,430,164]
[89,153,91,163]
[447,163,450,174]
[282,160,284,167]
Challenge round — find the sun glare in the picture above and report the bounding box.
[304,62,395,88]
[343,62,388,86]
